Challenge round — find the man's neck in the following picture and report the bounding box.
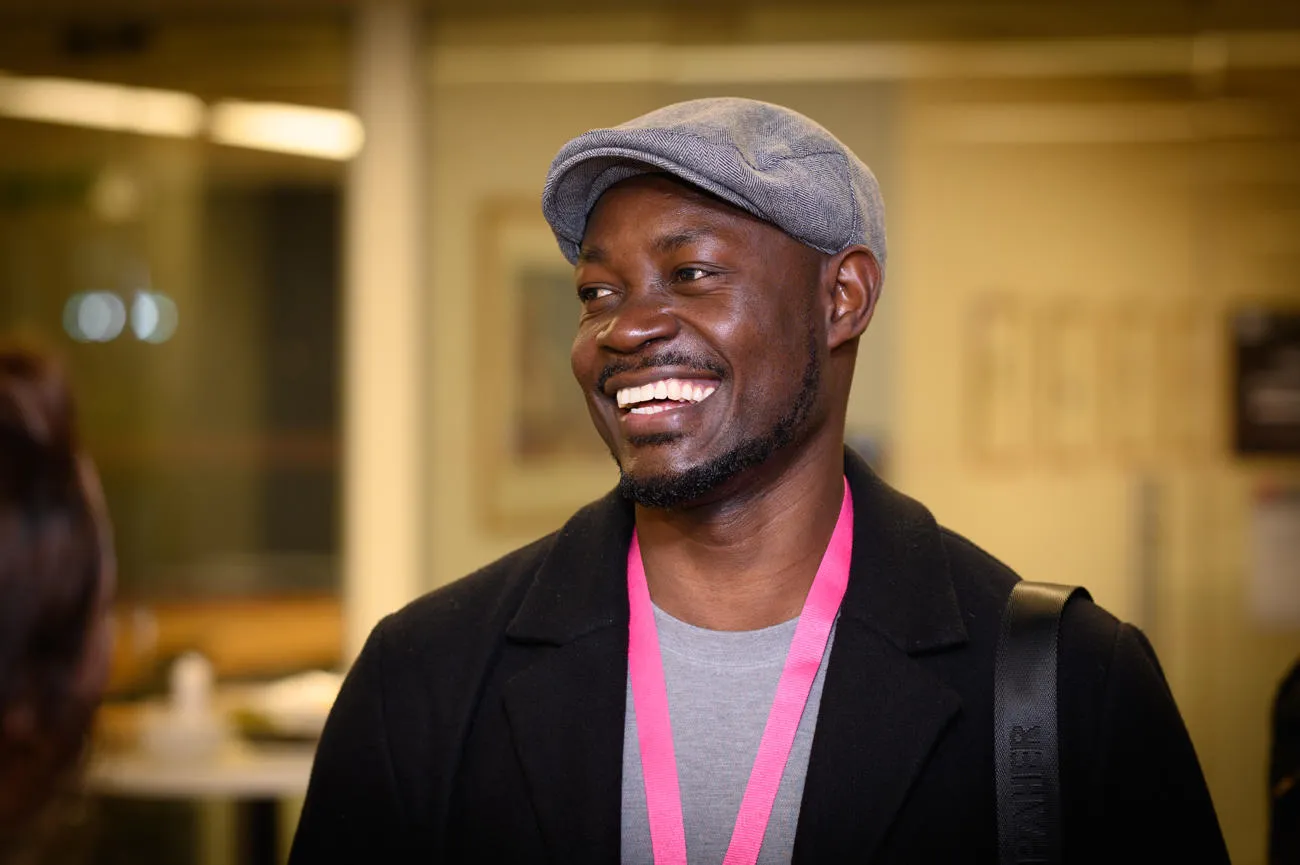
[633,446,846,632]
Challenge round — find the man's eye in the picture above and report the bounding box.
[674,267,711,282]
[577,285,613,303]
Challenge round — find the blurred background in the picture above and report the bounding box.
[0,0,1297,862]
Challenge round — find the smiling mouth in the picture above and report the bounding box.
[615,377,718,415]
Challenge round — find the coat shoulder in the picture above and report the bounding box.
[380,531,559,658]
[936,524,1125,672]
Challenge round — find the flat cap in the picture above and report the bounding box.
[541,97,886,271]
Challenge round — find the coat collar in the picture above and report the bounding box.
[505,447,968,656]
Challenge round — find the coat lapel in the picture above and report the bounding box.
[501,629,627,864]
[792,620,962,862]
[793,452,968,863]
[501,492,635,865]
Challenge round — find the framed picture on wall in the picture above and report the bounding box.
[1100,302,1161,461]
[473,199,617,534]
[964,292,1033,466]
[1033,300,1099,464]
[1233,307,1300,456]
[1155,303,1218,459]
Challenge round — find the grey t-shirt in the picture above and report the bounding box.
[621,603,835,865]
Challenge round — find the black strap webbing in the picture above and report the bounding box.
[994,581,1090,865]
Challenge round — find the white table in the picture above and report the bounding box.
[88,740,315,799]
[86,740,317,865]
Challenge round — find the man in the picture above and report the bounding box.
[290,98,1228,864]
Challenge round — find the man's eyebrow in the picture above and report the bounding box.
[577,245,606,264]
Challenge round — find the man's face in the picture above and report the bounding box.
[570,174,828,509]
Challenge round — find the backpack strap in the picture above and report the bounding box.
[995,581,1091,865]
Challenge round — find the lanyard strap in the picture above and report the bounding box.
[627,478,854,865]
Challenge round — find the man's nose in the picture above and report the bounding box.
[596,290,679,354]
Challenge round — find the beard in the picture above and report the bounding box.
[615,328,822,509]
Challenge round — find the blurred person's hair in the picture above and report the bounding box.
[0,343,114,853]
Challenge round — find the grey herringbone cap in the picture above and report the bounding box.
[541,97,886,270]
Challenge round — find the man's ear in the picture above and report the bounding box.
[826,247,881,350]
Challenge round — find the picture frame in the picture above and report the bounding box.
[1155,302,1218,459]
[1033,299,1100,464]
[1233,306,1300,456]
[964,292,1034,466]
[1099,302,1161,462]
[473,198,617,535]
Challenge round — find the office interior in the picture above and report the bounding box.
[0,0,1298,862]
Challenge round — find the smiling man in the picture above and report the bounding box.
[290,98,1228,865]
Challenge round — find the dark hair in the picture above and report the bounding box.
[0,345,113,834]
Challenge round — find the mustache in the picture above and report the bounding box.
[596,351,726,393]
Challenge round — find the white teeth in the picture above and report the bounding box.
[615,378,719,409]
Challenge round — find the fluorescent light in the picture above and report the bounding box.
[0,74,365,161]
[209,100,365,160]
[0,74,204,137]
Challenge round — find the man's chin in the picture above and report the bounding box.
[618,469,712,510]
[616,448,749,510]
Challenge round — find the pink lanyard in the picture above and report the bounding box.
[627,478,854,865]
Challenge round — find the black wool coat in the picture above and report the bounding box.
[289,450,1230,864]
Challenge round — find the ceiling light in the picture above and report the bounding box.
[0,74,203,137]
[209,100,365,160]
